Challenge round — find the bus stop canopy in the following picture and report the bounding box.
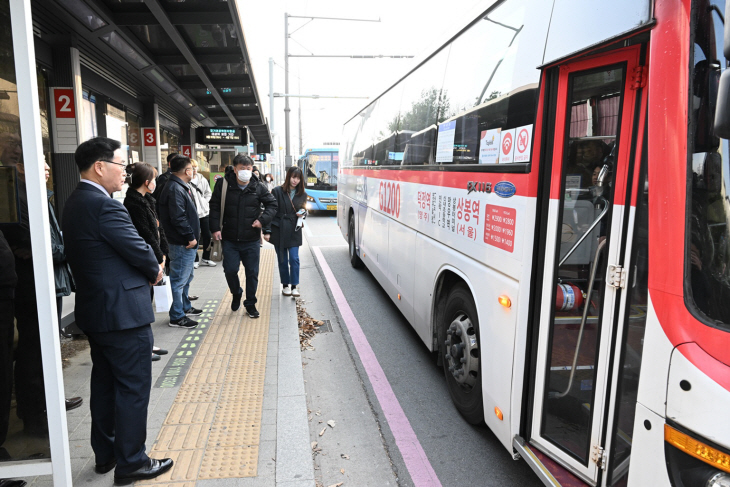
[34,0,272,149]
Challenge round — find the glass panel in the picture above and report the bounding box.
[144,68,176,94]
[607,153,648,486]
[81,91,98,142]
[127,24,177,51]
[438,0,544,164]
[0,0,51,457]
[303,151,338,190]
[100,31,150,70]
[180,24,237,49]
[540,65,625,464]
[397,47,450,165]
[687,0,730,327]
[126,111,141,163]
[56,0,107,31]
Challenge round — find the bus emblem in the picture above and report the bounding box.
[494,181,516,198]
[467,181,492,194]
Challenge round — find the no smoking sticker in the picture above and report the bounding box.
[500,129,516,164]
[513,124,533,163]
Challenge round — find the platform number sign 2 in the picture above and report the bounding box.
[143,128,157,147]
[53,89,76,119]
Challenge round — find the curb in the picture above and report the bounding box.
[274,278,316,487]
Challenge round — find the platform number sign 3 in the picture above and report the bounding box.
[143,128,157,146]
[53,89,76,119]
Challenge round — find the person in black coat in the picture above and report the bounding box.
[123,162,170,360]
[209,154,277,317]
[269,166,307,298]
[63,137,172,484]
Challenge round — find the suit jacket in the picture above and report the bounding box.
[62,183,160,333]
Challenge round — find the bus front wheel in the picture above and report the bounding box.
[439,284,484,424]
[348,216,364,269]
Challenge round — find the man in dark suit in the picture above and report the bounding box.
[62,137,172,484]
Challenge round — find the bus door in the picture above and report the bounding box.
[529,46,646,484]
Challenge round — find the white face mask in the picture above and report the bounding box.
[148,180,156,193]
[237,169,252,182]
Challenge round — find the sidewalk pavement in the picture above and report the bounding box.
[26,246,314,487]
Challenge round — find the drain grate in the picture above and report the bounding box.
[319,319,333,333]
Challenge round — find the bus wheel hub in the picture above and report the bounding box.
[444,313,479,388]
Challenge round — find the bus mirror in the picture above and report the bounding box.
[713,69,730,139]
[597,165,610,187]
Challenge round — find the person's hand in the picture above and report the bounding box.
[213,231,222,241]
[152,265,164,285]
[252,220,262,229]
[186,239,198,249]
[264,234,270,242]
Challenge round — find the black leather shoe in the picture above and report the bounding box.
[95,459,116,474]
[231,287,243,311]
[113,458,173,485]
[65,397,83,411]
[153,347,168,355]
[151,353,161,362]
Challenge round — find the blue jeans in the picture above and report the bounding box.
[274,245,300,286]
[168,244,196,320]
[222,240,260,307]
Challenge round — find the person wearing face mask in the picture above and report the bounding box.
[158,155,202,329]
[209,154,277,317]
[123,163,170,361]
[264,173,275,192]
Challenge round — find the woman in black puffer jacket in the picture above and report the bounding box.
[123,162,169,361]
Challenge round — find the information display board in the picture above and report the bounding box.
[196,127,247,145]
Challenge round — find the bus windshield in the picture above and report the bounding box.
[305,151,338,190]
[688,0,730,327]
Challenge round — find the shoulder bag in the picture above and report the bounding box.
[207,180,227,262]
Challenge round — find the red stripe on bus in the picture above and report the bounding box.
[341,168,538,198]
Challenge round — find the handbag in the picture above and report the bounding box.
[207,180,228,262]
[153,276,173,313]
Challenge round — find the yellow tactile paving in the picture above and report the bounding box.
[143,249,275,484]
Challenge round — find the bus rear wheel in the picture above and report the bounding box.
[439,284,484,424]
[349,216,364,268]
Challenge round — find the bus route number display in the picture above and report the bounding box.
[484,204,516,252]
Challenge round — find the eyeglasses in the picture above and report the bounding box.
[100,160,127,168]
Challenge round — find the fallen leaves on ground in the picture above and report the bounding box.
[319,427,327,437]
[327,483,343,487]
[327,420,336,428]
[340,454,349,460]
[297,298,324,350]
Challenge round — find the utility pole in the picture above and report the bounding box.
[284,13,292,168]
[283,13,412,169]
[298,74,303,156]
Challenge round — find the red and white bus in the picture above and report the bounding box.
[337,0,730,485]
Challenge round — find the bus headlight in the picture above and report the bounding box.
[306,202,312,210]
[306,195,315,202]
[708,473,730,487]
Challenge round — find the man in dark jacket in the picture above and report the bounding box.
[151,152,178,211]
[209,154,277,317]
[63,137,171,483]
[158,155,201,328]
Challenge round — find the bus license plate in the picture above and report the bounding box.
[326,205,337,211]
